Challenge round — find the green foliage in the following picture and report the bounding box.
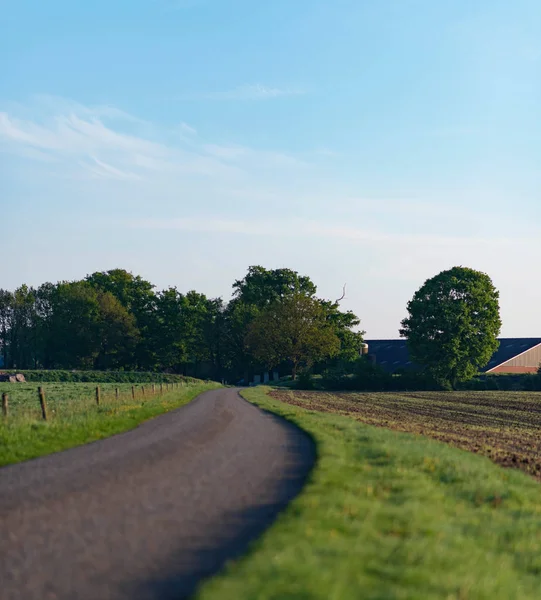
[95,292,140,369]
[18,370,194,383]
[400,266,502,388]
[295,370,316,390]
[154,288,222,377]
[320,358,445,391]
[86,269,157,368]
[245,294,341,378]
[0,265,363,383]
[232,265,317,308]
[458,373,541,392]
[318,298,365,362]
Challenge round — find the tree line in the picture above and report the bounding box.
[0,266,363,382]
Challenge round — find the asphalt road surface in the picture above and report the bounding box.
[0,388,315,600]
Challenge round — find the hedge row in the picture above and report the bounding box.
[295,360,541,392]
[458,374,541,392]
[14,370,201,384]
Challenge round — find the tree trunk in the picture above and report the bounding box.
[292,363,297,380]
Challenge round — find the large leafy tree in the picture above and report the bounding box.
[232,266,317,308]
[319,299,365,362]
[94,292,140,370]
[224,266,319,379]
[245,293,340,378]
[399,266,501,388]
[46,282,103,369]
[155,289,222,377]
[86,269,157,368]
[226,266,363,380]
[44,282,139,369]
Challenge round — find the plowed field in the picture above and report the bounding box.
[270,390,541,479]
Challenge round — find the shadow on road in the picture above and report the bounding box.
[132,412,316,600]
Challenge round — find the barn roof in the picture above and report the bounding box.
[365,338,541,373]
[485,338,541,371]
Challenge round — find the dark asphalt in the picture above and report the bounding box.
[0,388,315,600]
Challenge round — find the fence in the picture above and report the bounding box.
[0,381,188,422]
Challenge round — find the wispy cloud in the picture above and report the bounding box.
[0,97,306,183]
[83,156,142,181]
[179,121,197,135]
[204,83,306,100]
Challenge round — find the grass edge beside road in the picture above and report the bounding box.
[0,381,220,467]
[195,386,541,600]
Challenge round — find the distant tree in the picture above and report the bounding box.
[245,293,340,379]
[94,292,140,370]
[86,269,157,368]
[0,290,13,368]
[47,282,102,369]
[219,266,318,380]
[318,299,365,362]
[232,265,317,308]
[9,286,38,369]
[400,266,501,388]
[155,289,221,377]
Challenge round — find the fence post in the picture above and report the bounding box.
[152,384,156,395]
[2,393,8,418]
[38,386,48,421]
[160,383,163,395]
[95,386,101,407]
[132,385,135,400]
[115,387,119,401]
[141,386,145,397]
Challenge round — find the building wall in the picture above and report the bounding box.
[490,365,539,374]
[488,344,541,374]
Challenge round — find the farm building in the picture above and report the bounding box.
[364,338,541,374]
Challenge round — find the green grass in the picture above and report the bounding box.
[0,380,220,467]
[196,387,541,600]
[17,369,195,384]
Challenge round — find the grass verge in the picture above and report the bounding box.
[0,381,220,467]
[195,386,541,600]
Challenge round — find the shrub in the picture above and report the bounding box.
[19,370,199,384]
[295,371,316,390]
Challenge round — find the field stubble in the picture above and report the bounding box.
[270,389,541,479]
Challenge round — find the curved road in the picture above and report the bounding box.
[0,388,315,600]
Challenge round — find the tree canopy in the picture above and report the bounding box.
[245,293,341,378]
[399,266,501,388]
[0,265,363,382]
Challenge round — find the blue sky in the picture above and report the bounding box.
[1,0,540,337]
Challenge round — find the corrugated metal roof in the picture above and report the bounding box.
[365,338,541,373]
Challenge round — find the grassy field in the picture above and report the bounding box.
[270,389,541,480]
[0,380,219,466]
[196,387,541,600]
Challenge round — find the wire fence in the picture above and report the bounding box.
[0,381,189,423]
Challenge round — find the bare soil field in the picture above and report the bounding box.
[270,389,541,480]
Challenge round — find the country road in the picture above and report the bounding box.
[0,388,315,600]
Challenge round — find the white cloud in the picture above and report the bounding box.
[83,157,142,181]
[179,121,197,135]
[3,95,541,338]
[0,98,306,183]
[205,84,306,100]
